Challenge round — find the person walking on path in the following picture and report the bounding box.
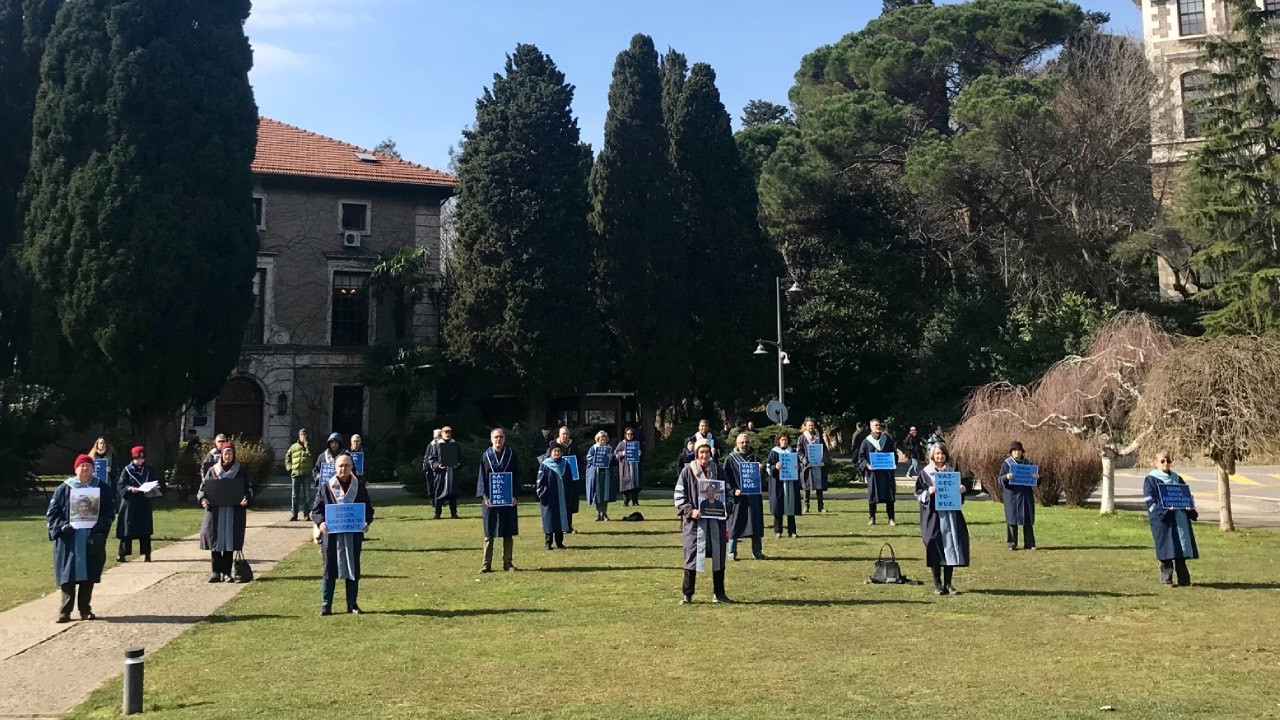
[198,443,251,583]
[1144,451,1199,587]
[313,454,373,615]
[115,446,156,562]
[285,428,313,522]
[48,454,117,623]
[901,426,926,479]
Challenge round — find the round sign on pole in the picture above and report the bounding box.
[766,400,788,424]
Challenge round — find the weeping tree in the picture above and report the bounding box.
[1131,336,1280,531]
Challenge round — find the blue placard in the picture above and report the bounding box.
[321,461,336,484]
[564,455,579,480]
[93,458,108,483]
[624,441,640,463]
[1157,482,1195,510]
[488,472,514,507]
[591,446,612,468]
[738,461,762,495]
[933,471,962,511]
[778,451,798,481]
[870,452,896,471]
[806,443,824,466]
[350,451,365,475]
[324,503,366,534]
[1010,463,1038,487]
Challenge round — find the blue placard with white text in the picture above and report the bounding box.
[933,472,962,511]
[488,472,514,507]
[624,441,640,463]
[738,462,762,494]
[1157,482,1195,510]
[806,443,824,466]
[1010,463,1038,487]
[564,455,579,480]
[93,458,108,483]
[321,462,336,484]
[591,446,611,468]
[325,503,366,534]
[350,451,365,475]
[870,452,896,471]
[779,451,798,481]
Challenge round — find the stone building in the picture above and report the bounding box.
[184,118,455,456]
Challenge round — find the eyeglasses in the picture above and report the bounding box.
[1158,459,1171,464]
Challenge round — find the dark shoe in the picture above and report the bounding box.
[754,553,768,560]
[1009,545,1018,551]
[228,575,241,583]
[80,611,97,620]
[680,595,692,605]
[555,542,567,549]
[144,554,152,562]
[602,515,610,521]
[289,515,298,522]
[434,514,442,520]
[545,543,553,550]
[713,595,735,604]
[804,503,811,513]
[868,518,876,526]
[451,515,460,519]
[56,614,71,624]
[117,555,128,563]
[594,514,603,522]
[934,585,949,596]
[820,507,828,513]
[505,564,518,572]
[480,566,492,574]
[319,607,332,616]
[208,573,222,583]
[348,606,362,614]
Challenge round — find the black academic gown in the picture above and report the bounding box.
[536,459,572,534]
[614,441,642,492]
[542,441,582,516]
[797,432,828,491]
[766,447,802,517]
[857,434,898,504]
[999,457,1036,527]
[916,467,970,568]
[722,451,765,539]
[312,479,374,580]
[585,444,620,504]
[1144,472,1199,562]
[479,447,519,538]
[425,440,460,500]
[115,463,155,539]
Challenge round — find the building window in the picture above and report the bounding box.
[331,271,369,346]
[332,386,365,438]
[1181,71,1211,139]
[340,201,370,233]
[244,268,267,345]
[1268,0,1280,12]
[1179,0,1206,36]
[252,196,265,230]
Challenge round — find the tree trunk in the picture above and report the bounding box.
[524,393,548,431]
[1099,447,1116,515]
[131,407,174,479]
[1216,457,1236,532]
[639,400,659,454]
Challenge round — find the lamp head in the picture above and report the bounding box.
[753,343,767,355]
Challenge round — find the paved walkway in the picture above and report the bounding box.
[0,484,401,719]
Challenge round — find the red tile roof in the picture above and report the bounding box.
[252,117,455,188]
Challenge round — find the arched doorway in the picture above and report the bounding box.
[215,376,264,442]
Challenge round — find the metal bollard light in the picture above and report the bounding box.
[123,646,145,715]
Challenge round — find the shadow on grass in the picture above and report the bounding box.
[1195,582,1280,590]
[769,556,884,563]
[103,613,290,624]
[809,532,918,539]
[568,544,664,551]
[375,607,551,618]
[584,529,680,536]
[253,574,409,581]
[532,565,664,573]
[366,546,473,554]
[969,589,1154,598]
[745,598,930,607]
[1035,545,1148,551]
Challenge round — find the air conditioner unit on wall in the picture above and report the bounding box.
[342,230,362,248]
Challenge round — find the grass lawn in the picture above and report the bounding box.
[0,499,206,612]
[66,497,1280,719]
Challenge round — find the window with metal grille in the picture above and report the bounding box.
[331,271,369,346]
[244,268,266,345]
[332,386,365,439]
[1179,0,1206,35]
[1181,71,1211,138]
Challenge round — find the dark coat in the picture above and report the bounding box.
[900,433,926,462]
[585,444,620,504]
[197,465,251,552]
[766,447,802,517]
[1144,472,1199,561]
[722,451,764,539]
[115,463,156,539]
[540,441,582,513]
[676,461,730,571]
[312,479,374,580]
[797,432,828,491]
[916,468,970,568]
[857,434,898,504]
[999,457,1036,527]
[614,440,642,492]
[313,448,350,487]
[425,440,461,500]
[479,447,519,538]
[47,478,116,585]
[535,459,572,534]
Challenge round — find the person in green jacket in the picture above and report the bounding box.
[286,428,313,521]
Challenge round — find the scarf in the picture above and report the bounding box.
[867,434,885,451]
[213,461,241,479]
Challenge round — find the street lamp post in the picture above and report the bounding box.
[754,277,800,411]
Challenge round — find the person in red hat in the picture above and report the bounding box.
[46,454,117,622]
[116,445,157,562]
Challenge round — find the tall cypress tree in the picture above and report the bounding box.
[659,48,687,133]
[22,0,258,458]
[669,63,782,416]
[1178,0,1280,335]
[590,34,686,443]
[445,44,596,425]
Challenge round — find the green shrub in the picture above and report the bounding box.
[171,441,202,501]
[0,377,62,505]
[186,437,276,497]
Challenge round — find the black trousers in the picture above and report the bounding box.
[1006,524,1035,549]
[1160,558,1191,585]
[434,497,458,518]
[623,489,641,505]
[930,565,955,587]
[211,551,233,575]
[772,513,797,535]
[119,537,151,558]
[869,499,896,521]
[59,582,93,616]
[804,489,825,511]
[544,532,564,548]
[682,568,725,597]
[595,501,609,517]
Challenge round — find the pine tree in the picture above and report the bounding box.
[22,0,258,459]
[590,34,686,443]
[669,63,782,415]
[659,48,687,133]
[445,44,597,425]
[1179,0,1280,335]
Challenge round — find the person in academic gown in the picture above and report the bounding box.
[615,426,643,506]
[999,441,1039,551]
[478,427,519,572]
[536,443,571,549]
[425,426,461,519]
[198,443,252,583]
[549,426,581,532]
[313,454,373,615]
[797,417,829,513]
[916,444,970,596]
[115,445,156,562]
[857,418,898,525]
[723,432,766,561]
[1144,451,1199,586]
[685,418,720,460]
[767,431,802,538]
[348,434,366,482]
[676,440,734,604]
[586,430,620,521]
[313,433,349,489]
[48,454,117,622]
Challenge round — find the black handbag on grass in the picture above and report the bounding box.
[870,543,902,584]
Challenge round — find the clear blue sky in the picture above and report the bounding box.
[246,0,1142,172]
